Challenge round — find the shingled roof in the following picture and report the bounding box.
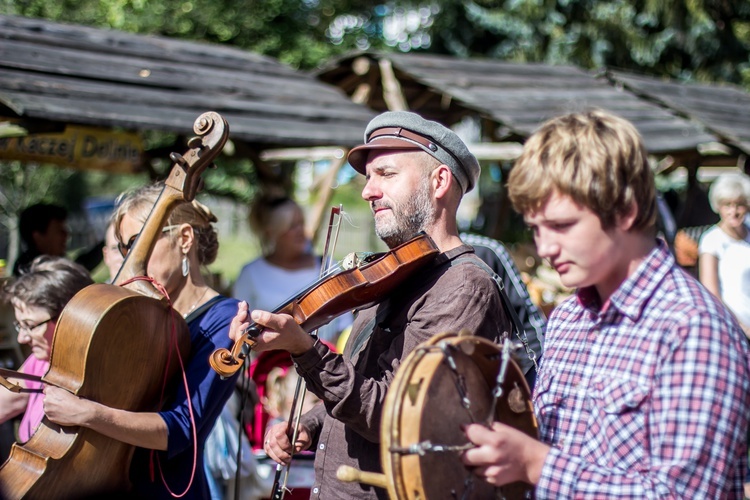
[318,51,733,158]
[0,15,375,151]
[605,70,750,156]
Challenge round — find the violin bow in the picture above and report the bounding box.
[270,204,343,500]
[0,367,44,393]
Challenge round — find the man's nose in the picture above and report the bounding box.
[361,177,381,201]
[534,232,558,259]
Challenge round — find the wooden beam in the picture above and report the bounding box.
[467,142,524,161]
[307,153,349,246]
[259,143,523,163]
[379,58,408,111]
[261,146,348,162]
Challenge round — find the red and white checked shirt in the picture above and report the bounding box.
[534,241,750,498]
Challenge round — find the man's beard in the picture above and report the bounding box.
[374,176,434,248]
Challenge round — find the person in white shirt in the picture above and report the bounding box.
[698,171,750,338]
[232,196,351,342]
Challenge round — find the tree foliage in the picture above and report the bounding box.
[425,0,750,86]
[2,0,746,81]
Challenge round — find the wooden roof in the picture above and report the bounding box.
[318,52,732,158]
[0,15,375,150]
[605,70,750,156]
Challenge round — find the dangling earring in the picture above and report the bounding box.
[182,255,190,277]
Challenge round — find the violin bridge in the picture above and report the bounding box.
[342,251,377,270]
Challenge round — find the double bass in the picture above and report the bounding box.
[0,112,228,499]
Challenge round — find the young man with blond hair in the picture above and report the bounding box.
[462,109,750,498]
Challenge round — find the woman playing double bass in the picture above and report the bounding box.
[42,182,241,499]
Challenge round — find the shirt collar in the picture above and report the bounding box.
[576,239,673,321]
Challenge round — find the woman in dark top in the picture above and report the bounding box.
[42,182,240,499]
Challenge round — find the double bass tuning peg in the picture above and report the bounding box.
[169,152,187,166]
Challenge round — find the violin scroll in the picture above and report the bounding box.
[209,325,263,378]
[209,347,244,378]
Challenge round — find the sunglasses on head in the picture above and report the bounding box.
[118,225,182,258]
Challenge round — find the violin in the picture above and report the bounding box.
[0,112,228,500]
[209,232,440,378]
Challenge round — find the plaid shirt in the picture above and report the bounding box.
[534,241,750,498]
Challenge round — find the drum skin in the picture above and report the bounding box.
[381,332,538,499]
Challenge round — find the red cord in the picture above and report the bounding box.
[119,276,198,498]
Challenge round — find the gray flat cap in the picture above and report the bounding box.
[348,111,480,193]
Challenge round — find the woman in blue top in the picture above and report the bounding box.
[42,182,240,499]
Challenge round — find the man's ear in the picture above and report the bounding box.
[617,199,639,232]
[30,228,47,249]
[433,164,454,199]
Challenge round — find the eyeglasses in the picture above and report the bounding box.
[14,317,55,334]
[118,225,182,258]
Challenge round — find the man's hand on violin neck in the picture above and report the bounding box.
[250,309,315,356]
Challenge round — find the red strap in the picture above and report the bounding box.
[119,276,197,497]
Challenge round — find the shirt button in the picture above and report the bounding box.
[319,443,325,450]
[313,487,319,494]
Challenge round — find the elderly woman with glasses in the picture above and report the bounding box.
[699,172,750,338]
[0,255,93,442]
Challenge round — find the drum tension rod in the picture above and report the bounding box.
[437,341,473,415]
[389,440,475,456]
[486,338,513,426]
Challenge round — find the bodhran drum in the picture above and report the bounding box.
[381,331,537,499]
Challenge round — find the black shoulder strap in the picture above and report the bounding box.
[451,256,526,339]
[184,295,224,324]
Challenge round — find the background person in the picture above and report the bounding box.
[101,219,124,282]
[698,171,750,337]
[0,256,93,442]
[462,110,750,498]
[40,182,241,499]
[230,111,517,499]
[13,203,103,277]
[232,195,351,344]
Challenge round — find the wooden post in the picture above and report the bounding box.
[307,152,349,246]
[379,58,408,111]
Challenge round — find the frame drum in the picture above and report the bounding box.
[380,331,538,499]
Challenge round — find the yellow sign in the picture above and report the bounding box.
[0,120,143,173]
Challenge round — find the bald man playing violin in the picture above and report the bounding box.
[228,111,535,500]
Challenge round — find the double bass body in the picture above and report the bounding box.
[0,285,190,499]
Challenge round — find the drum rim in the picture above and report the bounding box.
[381,331,535,499]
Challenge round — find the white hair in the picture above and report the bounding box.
[708,172,750,213]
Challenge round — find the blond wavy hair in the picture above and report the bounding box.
[114,182,220,265]
[508,109,656,232]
